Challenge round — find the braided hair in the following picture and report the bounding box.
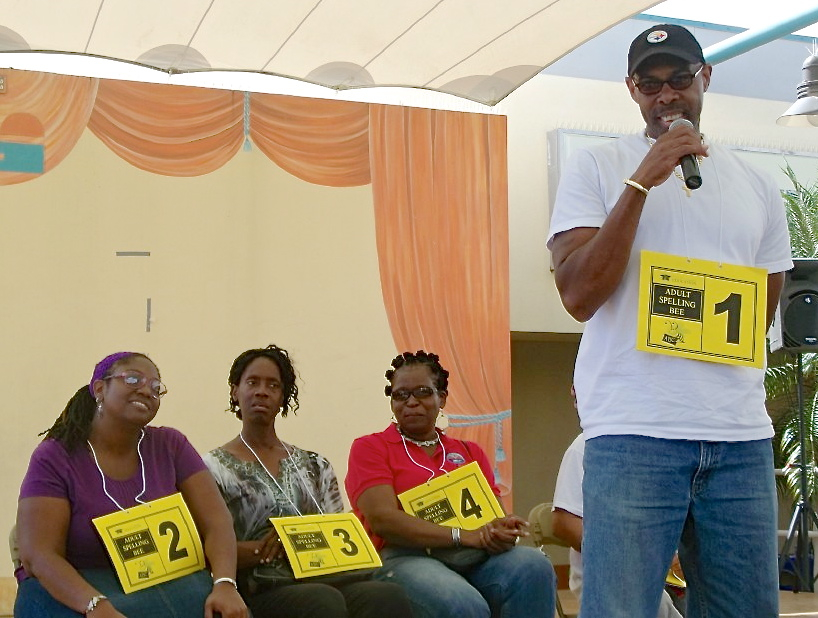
[228,344,299,419]
[41,352,153,452]
[384,350,449,396]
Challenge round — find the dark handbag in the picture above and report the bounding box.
[247,559,375,592]
[425,546,490,573]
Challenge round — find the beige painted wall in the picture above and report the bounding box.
[0,130,399,547]
[511,335,580,515]
[511,335,580,568]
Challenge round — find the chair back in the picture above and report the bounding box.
[528,502,570,549]
[528,502,571,618]
[9,525,20,572]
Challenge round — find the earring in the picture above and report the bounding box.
[436,412,449,430]
[390,414,397,424]
[96,399,103,416]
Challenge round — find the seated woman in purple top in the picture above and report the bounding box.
[14,352,247,618]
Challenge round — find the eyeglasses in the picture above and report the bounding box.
[105,371,168,398]
[390,386,437,402]
[631,65,703,96]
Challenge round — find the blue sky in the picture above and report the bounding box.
[649,0,818,37]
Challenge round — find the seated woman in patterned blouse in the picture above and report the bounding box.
[204,344,413,618]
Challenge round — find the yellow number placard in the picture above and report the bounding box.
[92,493,205,594]
[666,569,686,589]
[270,513,381,579]
[397,462,504,530]
[636,251,767,368]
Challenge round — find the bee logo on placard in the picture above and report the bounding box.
[662,322,685,346]
[137,561,153,580]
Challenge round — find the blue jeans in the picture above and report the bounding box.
[15,568,213,617]
[582,435,778,618]
[376,545,556,618]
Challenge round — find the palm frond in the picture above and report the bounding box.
[766,164,818,505]
[782,163,818,258]
[777,389,818,501]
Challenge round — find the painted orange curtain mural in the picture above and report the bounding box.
[250,94,370,187]
[88,81,244,176]
[0,69,512,500]
[0,71,96,185]
[369,105,512,498]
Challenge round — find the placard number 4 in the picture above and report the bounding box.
[461,488,483,519]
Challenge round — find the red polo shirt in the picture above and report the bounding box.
[345,423,500,549]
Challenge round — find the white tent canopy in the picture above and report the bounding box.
[0,0,657,106]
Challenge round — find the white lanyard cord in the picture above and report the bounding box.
[400,431,447,483]
[280,441,325,515]
[239,433,323,516]
[88,429,147,511]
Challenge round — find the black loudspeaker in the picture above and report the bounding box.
[781,258,818,351]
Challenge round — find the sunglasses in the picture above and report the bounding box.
[631,65,704,96]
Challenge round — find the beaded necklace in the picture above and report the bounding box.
[395,424,447,482]
[396,425,440,447]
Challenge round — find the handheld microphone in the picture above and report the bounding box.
[668,118,702,190]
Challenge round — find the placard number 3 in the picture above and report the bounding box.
[332,529,359,556]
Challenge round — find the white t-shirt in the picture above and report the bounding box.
[548,133,793,441]
[552,434,585,595]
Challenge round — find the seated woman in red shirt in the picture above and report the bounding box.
[345,350,556,618]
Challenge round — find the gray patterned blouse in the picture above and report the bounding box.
[204,444,345,542]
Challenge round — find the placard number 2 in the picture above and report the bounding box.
[158,521,189,561]
[714,292,741,345]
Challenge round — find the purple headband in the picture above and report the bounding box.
[88,352,137,397]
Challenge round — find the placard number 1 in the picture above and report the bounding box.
[714,292,741,344]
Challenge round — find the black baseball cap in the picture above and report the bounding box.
[627,24,705,76]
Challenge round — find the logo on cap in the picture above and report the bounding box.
[647,30,669,44]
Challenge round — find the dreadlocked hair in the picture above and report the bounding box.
[40,352,151,452]
[228,344,300,419]
[40,386,97,452]
[384,350,449,396]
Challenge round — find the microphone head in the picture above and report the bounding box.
[669,118,694,131]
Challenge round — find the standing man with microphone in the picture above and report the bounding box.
[548,24,792,618]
